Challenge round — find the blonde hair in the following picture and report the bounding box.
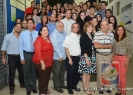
[83,21,94,33]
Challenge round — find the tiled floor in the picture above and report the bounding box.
[0,56,133,95]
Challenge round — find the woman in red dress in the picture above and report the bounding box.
[33,25,53,95]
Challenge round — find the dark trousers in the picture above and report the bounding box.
[8,55,24,88]
[23,52,36,92]
[66,56,80,90]
[52,60,66,90]
[34,64,51,94]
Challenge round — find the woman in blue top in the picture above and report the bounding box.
[36,15,48,32]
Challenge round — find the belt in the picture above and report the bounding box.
[96,51,112,56]
[24,51,34,54]
[8,54,20,56]
[70,55,80,57]
[115,54,125,56]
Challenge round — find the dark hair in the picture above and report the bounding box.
[105,9,112,14]
[38,25,48,36]
[71,13,77,20]
[115,25,127,41]
[91,17,99,31]
[108,15,117,29]
[27,19,35,23]
[25,13,32,20]
[77,5,81,8]
[60,6,65,13]
[31,1,35,4]
[82,3,87,7]
[100,1,107,6]
[95,14,102,22]
[46,5,52,12]
[15,18,22,24]
[89,5,95,10]
[15,23,22,28]
[41,15,48,25]
[32,8,38,15]
[36,3,40,5]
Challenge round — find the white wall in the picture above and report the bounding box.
[75,0,87,5]
[102,0,133,52]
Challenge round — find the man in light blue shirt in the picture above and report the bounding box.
[50,21,67,93]
[47,14,56,35]
[1,23,25,94]
[19,19,38,95]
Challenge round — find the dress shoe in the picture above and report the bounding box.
[10,88,15,94]
[61,86,67,89]
[20,84,26,88]
[68,89,73,94]
[56,88,64,93]
[27,91,31,95]
[32,89,37,94]
[73,87,81,91]
[106,90,111,94]
[115,92,121,95]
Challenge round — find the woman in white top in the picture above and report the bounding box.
[32,8,41,26]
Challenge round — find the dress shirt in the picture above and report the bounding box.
[97,9,106,19]
[19,30,38,60]
[46,22,56,35]
[63,32,81,56]
[61,18,75,35]
[50,29,66,60]
[1,33,20,54]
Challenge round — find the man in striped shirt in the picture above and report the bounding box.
[94,20,114,94]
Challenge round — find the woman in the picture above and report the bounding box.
[32,8,41,26]
[71,13,77,22]
[38,7,47,19]
[108,22,115,35]
[36,15,48,32]
[59,6,65,18]
[57,14,62,21]
[95,14,102,29]
[51,9,57,16]
[46,5,52,16]
[33,26,53,95]
[91,17,99,38]
[108,15,117,30]
[78,22,96,95]
[25,13,32,20]
[113,25,132,95]
[76,11,86,34]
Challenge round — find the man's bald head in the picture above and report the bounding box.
[100,20,109,33]
[56,21,64,32]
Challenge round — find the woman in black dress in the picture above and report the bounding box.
[78,21,96,95]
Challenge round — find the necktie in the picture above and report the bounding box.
[30,33,34,52]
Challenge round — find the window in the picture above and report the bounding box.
[117,1,120,16]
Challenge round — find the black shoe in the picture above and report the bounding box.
[106,90,111,94]
[61,86,67,89]
[68,89,73,94]
[32,89,37,94]
[73,87,80,91]
[115,92,121,95]
[27,91,31,95]
[99,90,104,94]
[56,88,64,93]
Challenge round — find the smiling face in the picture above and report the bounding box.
[110,17,115,24]
[91,18,98,27]
[80,12,86,20]
[87,25,93,33]
[14,24,22,33]
[40,27,49,37]
[108,23,114,31]
[116,26,124,37]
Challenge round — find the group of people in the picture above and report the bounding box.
[1,0,132,95]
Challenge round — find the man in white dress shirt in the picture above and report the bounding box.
[61,9,75,35]
[63,23,81,94]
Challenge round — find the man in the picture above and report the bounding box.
[36,3,41,13]
[85,5,96,22]
[63,23,81,94]
[24,1,36,18]
[22,20,27,31]
[19,19,38,95]
[61,9,75,35]
[47,14,56,35]
[93,20,114,94]
[50,21,67,93]
[82,3,89,16]
[104,9,113,20]
[1,23,25,94]
[97,1,107,19]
